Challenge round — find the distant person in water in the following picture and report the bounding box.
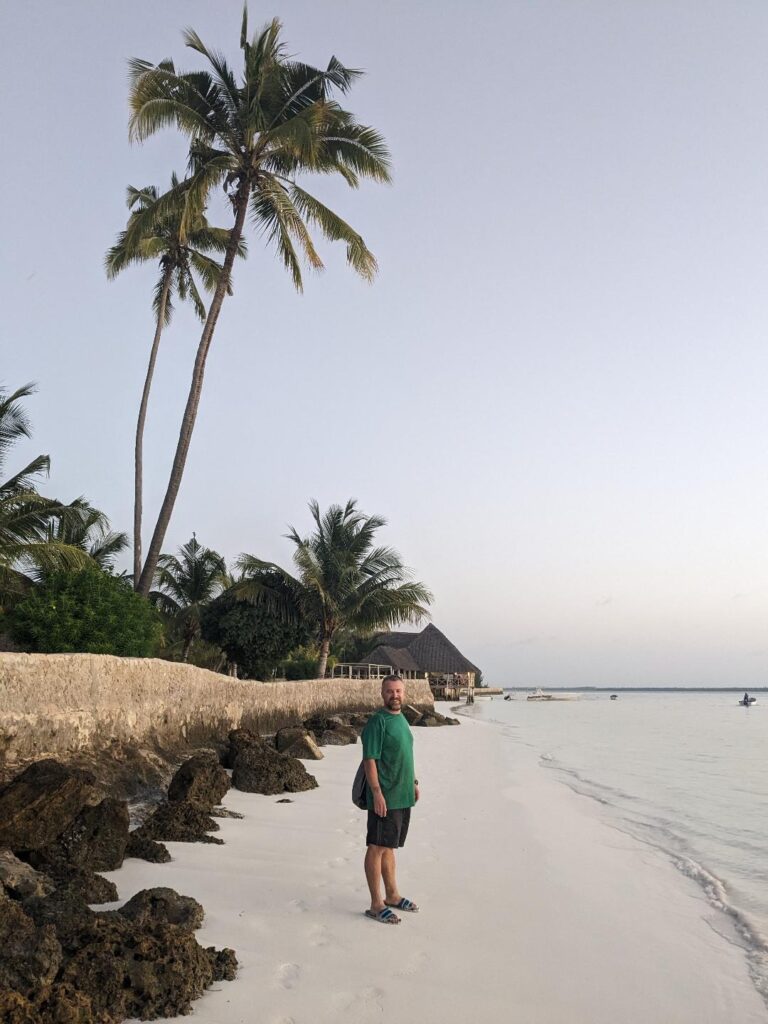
[361,675,419,925]
[744,692,750,703]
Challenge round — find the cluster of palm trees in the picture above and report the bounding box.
[0,383,127,607]
[108,8,391,598]
[4,12,431,675]
[150,500,432,678]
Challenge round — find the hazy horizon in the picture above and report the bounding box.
[4,1,768,687]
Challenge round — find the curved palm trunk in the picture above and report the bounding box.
[316,636,332,679]
[134,269,173,586]
[136,188,249,596]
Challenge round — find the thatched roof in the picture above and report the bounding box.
[365,645,422,673]
[364,624,480,675]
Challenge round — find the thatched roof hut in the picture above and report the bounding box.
[362,624,480,693]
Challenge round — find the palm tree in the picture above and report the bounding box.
[0,383,90,604]
[45,498,129,573]
[106,177,244,585]
[238,499,432,678]
[128,10,391,595]
[150,534,227,661]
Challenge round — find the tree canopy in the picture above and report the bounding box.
[238,499,432,677]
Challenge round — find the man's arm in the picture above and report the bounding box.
[364,758,387,818]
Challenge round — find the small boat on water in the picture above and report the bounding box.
[610,694,618,700]
[526,688,580,701]
[739,697,757,706]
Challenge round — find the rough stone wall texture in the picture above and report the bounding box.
[0,654,434,774]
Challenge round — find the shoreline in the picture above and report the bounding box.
[104,703,766,1024]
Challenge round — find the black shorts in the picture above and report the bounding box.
[366,807,411,849]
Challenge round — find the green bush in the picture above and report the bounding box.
[10,567,162,656]
[200,591,309,680]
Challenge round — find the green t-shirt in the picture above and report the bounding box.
[361,707,415,810]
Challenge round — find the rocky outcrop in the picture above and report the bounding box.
[0,850,54,900]
[15,884,237,1022]
[168,751,230,810]
[118,887,204,932]
[131,800,223,845]
[125,832,171,863]
[230,732,318,795]
[34,797,130,873]
[415,709,460,727]
[282,733,324,761]
[304,714,362,746]
[0,760,98,851]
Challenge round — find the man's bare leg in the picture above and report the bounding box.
[364,845,385,911]
[381,847,401,905]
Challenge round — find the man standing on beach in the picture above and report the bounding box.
[362,675,419,924]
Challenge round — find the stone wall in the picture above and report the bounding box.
[0,653,434,775]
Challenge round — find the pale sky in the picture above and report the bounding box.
[3,1,768,687]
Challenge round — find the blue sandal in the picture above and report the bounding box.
[365,907,400,924]
[385,897,419,913]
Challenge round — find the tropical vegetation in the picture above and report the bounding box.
[236,499,432,677]
[149,535,228,661]
[9,566,161,656]
[126,9,390,596]
[1,383,101,606]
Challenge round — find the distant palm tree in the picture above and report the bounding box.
[150,534,227,661]
[128,9,390,595]
[238,500,432,678]
[0,383,90,603]
[106,177,244,584]
[45,498,129,573]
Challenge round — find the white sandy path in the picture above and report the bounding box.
[105,707,767,1024]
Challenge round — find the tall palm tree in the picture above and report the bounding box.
[106,177,244,585]
[128,10,391,595]
[150,534,227,660]
[0,384,90,604]
[238,499,432,678]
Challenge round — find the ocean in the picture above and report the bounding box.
[464,690,768,1002]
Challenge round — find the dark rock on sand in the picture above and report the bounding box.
[119,887,204,932]
[21,884,237,1022]
[416,709,461,727]
[0,849,54,900]
[0,760,97,851]
[402,704,424,726]
[133,800,223,845]
[125,832,171,863]
[224,728,264,769]
[0,892,62,1000]
[275,726,308,753]
[34,797,130,873]
[232,742,318,796]
[319,725,359,746]
[168,751,230,811]
[210,806,244,819]
[282,732,324,761]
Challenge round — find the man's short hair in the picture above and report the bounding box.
[381,674,403,686]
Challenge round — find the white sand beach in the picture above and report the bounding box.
[105,706,767,1024]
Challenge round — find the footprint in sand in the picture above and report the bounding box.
[327,855,350,869]
[276,963,301,989]
[309,922,331,947]
[331,986,385,1020]
[288,898,308,913]
[396,949,429,977]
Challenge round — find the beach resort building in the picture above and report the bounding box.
[332,623,481,699]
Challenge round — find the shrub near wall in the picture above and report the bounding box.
[10,568,162,656]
